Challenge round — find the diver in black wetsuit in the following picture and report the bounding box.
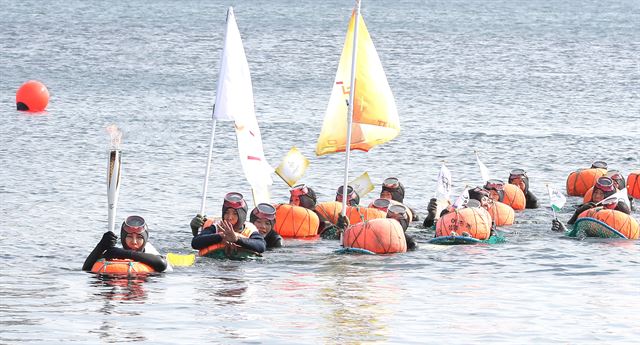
[249,203,283,249]
[190,192,266,253]
[289,184,343,239]
[380,177,419,221]
[552,176,631,232]
[507,169,539,209]
[82,215,168,272]
[386,204,417,251]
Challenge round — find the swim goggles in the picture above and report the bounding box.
[382,177,400,189]
[484,179,505,191]
[509,169,527,180]
[252,203,276,221]
[387,204,407,218]
[371,198,391,211]
[123,215,147,234]
[336,185,357,202]
[290,184,309,197]
[591,161,607,169]
[594,177,615,192]
[223,192,246,209]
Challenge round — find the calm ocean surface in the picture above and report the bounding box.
[1,0,639,344]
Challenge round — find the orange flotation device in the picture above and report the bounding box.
[345,206,387,225]
[566,168,607,196]
[198,222,256,257]
[502,183,526,210]
[578,208,639,239]
[488,201,515,226]
[342,218,407,254]
[91,258,154,275]
[582,187,595,203]
[274,204,319,238]
[435,207,492,240]
[315,201,343,224]
[627,171,640,199]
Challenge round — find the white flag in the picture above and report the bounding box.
[452,188,469,209]
[435,163,452,201]
[275,147,309,187]
[546,184,566,211]
[212,8,254,122]
[349,172,375,198]
[475,151,490,183]
[215,8,273,192]
[600,188,630,208]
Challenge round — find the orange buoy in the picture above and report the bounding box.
[342,218,407,254]
[583,187,594,203]
[274,204,319,238]
[91,259,154,275]
[16,80,49,112]
[628,171,640,199]
[487,201,515,226]
[315,201,343,224]
[435,207,492,240]
[502,183,526,210]
[578,208,639,239]
[566,168,607,196]
[345,206,387,225]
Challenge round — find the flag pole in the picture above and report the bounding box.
[199,120,217,216]
[340,0,361,245]
[545,183,557,219]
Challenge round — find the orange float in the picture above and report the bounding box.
[16,80,49,112]
[578,208,639,239]
[628,171,640,199]
[345,206,387,225]
[435,207,492,240]
[488,201,515,226]
[342,218,407,254]
[582,187,595,203]
[315,201,343,224]
[566,168,607,196]
[91,259,154,275]
[502,183,526,210]
[274,204,319,238]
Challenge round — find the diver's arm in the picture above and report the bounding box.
[235,231,266,253]
[103,247,168,272]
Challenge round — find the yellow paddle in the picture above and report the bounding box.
[166,253,196,267]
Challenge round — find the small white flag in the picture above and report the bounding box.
[452,187,469,209]
[475,151,490,183]
[274,147,309,187]
[547,184,566,211]
[349,172,375,198]
[435,163,452,201]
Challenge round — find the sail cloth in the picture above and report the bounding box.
[213,7,273,200]
[315,9,400,156]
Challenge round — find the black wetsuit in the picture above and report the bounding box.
[191,225,266,253]
[263,229,284,249]
[82,244,168,272]
[524,190,539,209]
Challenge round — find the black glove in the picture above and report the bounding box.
[103,247,131,260]
[551,218,567,232]
[190,214,206,234]
[98,231,118,249]
[427,198,437,216]
[336,215,350,230]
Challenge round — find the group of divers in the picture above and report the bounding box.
[82,160,638,274]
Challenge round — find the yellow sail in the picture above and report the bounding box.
[315,10,400,156]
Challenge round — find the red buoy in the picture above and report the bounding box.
[16,80,49,112]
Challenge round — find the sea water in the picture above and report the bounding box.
[1,0,639,343]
